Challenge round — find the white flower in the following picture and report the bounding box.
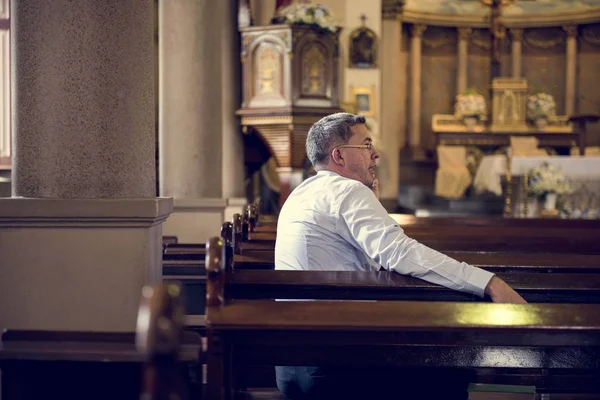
[527,92,556,120]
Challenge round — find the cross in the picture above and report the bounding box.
[360,14,367,26]
[484,0,507,80]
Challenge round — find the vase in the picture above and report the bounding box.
[544,193,558,210]
[464,116,478,131]
[535,117,548,131]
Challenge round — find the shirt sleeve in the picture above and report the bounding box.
[336,183,494,298]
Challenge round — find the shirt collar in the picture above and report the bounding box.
[316,169,340,177]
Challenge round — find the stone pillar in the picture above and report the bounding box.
[510,28,523,78]
[456,27,470,95]
[380,17,403,201]
[564,25,578,116]
[409,24,426,160]
[222,0,247,220]
[0,0,171,332]
[160,0,229,243]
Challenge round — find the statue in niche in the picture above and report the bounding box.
[349,14,377,69]
[256,45,280,95]
[302,45,326,95]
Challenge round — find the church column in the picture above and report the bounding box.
[1,0,170,332]
[222,0,247,221]
[409,24,426,160]
[380,4,404,202]
[564,25,578,116]
[160,0,227,243]
[456,27,471,95]
[510,28,523,78]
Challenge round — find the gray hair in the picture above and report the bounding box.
[306,113,366,166]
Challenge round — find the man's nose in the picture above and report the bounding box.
[372,149,380,160]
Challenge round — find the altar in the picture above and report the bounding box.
[432,78,583,154]
[433,116,581,154]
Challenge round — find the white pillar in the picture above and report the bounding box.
[222,0,245,198]
[564,25,578,116]
[160,0,228,243]
[510,28,523,78]
[222,0,247,220]
[456,27,471,95]
[380,17,403,200]
[409,24,426,159]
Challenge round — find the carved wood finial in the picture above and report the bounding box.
[136,283,186,399]
[206,237,224,307]
[232,213,243,255]
[220,222,234,272]
[241,207,250,241]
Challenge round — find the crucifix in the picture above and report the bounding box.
[480,0,510,81]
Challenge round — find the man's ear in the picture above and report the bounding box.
[331,147,344,166]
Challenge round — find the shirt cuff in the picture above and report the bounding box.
[464,267,495,298]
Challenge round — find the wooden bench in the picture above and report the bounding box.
[203,238,600,399]
[0,283,203,400]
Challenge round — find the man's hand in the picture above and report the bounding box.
[485,276,527,304]
[371,178,380,200]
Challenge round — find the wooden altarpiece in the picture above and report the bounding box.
[237,24,341,202]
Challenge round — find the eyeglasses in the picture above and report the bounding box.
[336,143,374,151]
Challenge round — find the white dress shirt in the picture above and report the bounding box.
[275,170,494,297]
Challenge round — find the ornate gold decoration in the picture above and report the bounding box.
[581,24,600,45]
[350,85,376,116]
[292,29,305,49]
[302,44,326,95]
[524,28,565,49]
[458,27,472,41]
[349,14,378,68]
[256,44,281,95]
[411,24,427,39]
[422,27,452,49]
[471,29,491,50]
[563,25,579,39]
[479,0,515,6]
[382,0,405,20]
[510,28,523,41]
[504,152,512,217]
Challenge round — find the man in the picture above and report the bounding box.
[274,113,525,399]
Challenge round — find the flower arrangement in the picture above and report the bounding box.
[275,3,339,33]
[528,162,572,199]
[526,92,556,121]
[454,88,487,120]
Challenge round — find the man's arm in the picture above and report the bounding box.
[337,183,526,303]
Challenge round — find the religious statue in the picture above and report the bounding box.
[491,0,506,66]
[349,15,378,69]
[481,0,513,80]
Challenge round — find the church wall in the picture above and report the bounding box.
[420,27,457,153]
[521,27,566,115]
[466,29,492,111]
[578,29,600,146]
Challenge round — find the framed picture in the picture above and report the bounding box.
[350,86,375,116]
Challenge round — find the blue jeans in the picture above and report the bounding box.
[275,366,470,399]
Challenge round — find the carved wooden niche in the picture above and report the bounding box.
[293,30,339,107]
[249,39,287,108]
[241,25,340,110]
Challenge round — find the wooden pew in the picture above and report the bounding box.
[203,238,600,399]
[0,283,203,400]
